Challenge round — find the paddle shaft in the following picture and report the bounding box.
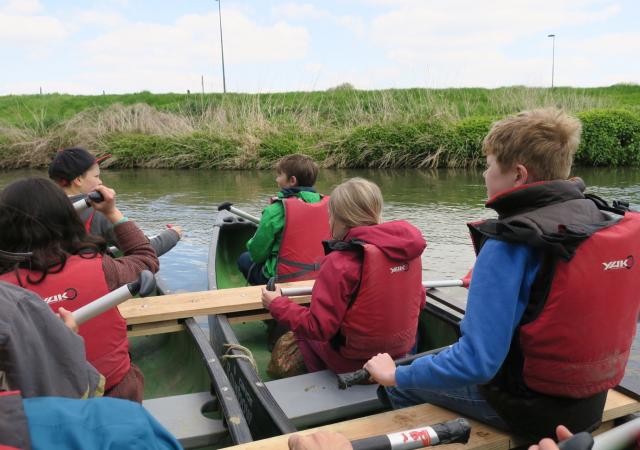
[558,416,640,450]
[351,418,470,450]
[72,191,104,212]
[337,345,448,389]
[229,206,260,224]
[72,270,155,324]
[281,279,464,297]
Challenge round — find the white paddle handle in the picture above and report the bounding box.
[280,279,464,297]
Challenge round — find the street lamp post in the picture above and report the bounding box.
[215,0,227,93]
[547,34,556,89]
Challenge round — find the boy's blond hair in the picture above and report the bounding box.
[329,177,382,229]
[275,154,319,187]
[483,108,582,181]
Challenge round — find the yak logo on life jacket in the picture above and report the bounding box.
[602,255,634,271]
[43,287,78,304]
[389,263,409,274]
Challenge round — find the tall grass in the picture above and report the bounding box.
[0,85,638,169]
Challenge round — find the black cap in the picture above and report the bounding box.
[48,147,110,183]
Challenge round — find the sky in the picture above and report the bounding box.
[1,0,639,95]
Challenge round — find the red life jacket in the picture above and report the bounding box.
[339,243,425,360]
[519,212,640,397]
[275,196,331,282]
[469,182,640,399]
[0,255,130,391]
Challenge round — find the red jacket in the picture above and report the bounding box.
[269,220,426,373]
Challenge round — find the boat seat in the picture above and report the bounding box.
[225,389,640,449]
[265,369,384,427]
[143,391,227,449]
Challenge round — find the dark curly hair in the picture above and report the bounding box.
[0,177,106,285]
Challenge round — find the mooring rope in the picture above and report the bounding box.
[221,343,258,373]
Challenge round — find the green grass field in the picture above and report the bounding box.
[1,85,639,169]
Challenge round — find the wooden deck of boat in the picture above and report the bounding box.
[222,390,639,450]
[119,280,314,336]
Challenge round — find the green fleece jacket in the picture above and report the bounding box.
[247,190,322,278]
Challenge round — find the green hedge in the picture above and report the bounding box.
[576,109,640,166]
[2,107,640,169]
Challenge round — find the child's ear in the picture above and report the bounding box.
[514,164,529,185]
[289,175,298,186]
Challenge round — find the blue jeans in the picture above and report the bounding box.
[383,384,509,431]
[237,252,270,286]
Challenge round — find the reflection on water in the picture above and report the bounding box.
[1,167,640,293]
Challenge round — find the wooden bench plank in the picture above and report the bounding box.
[222,390,640,450]
[223,403,510,450]
[118,280,313,325]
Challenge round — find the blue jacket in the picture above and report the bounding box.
[395,238,541,389]
[24,396,181,450]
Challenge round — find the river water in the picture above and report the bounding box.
[2,167,640,293]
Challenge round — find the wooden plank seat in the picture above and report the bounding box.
[143,391,227,449]
[222,389,640,449]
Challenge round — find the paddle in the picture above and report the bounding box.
[73,191,104,212]
[218,201,260,224]
[350,418,470,450]
[557,416,640,450]
[279,278,470,298]
[72,270,155,325]
[337,345,448,389]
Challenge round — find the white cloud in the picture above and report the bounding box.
[0,12,67,43]
[273,2,366,37]
[74,10,126,29]
[273,3,329,20]
[2,6,310,94]
[362,0,628,87]
[0,0,43,15]
[83,10,308,70]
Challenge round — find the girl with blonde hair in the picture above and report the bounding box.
[262,177,426,374]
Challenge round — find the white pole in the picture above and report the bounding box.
[72,284,133,325]
[73,197,90,212]
[229,206,260,224]
[280,279,464,297]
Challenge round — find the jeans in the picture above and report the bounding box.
[237,251,270,286]
[383,384,509,431]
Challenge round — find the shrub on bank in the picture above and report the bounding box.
[103,132,243,168]
[1,87,639,169]
[576,109,640,166]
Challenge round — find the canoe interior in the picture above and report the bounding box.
[208,210,464,440]
[213,216,275,382]
[129,332,211,400]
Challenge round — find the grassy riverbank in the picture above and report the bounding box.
[1,85,639,169]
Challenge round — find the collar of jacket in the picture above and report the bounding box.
[278,186,317,198]
[486,178,586,220]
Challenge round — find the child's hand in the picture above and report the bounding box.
[364,353,397,386]
[168,224,183,239]
[288,430,352,450]
[261,286,282,309]
[57,307,78,333]
[91,185,124,224]
[528,425,573,450]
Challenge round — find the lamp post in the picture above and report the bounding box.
[547,34,555,89]
[215,0,227,93]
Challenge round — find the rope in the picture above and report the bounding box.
[221,343,258,373]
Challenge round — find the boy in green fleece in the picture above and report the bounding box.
[237,154,323,285]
